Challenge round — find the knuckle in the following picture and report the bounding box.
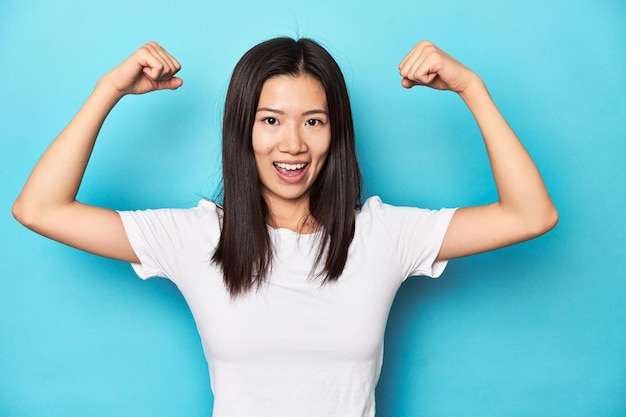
[418,40,433,48]
[138,44,152,54]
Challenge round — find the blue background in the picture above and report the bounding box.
[2,1,625,416]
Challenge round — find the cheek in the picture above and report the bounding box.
[251,129,273,155]
[315,133,332,161]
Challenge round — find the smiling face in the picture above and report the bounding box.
[252,74,331,221]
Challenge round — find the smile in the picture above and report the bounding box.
[274,162,308,171]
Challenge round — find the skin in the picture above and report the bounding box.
[252,74,331,233]
[396,41,558,260]
[12,40,557,267]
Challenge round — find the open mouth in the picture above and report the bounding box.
[274,162,308,178]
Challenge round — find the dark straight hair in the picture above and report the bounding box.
[212,37,362,297]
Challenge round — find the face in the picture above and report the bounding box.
[252,74,331,213]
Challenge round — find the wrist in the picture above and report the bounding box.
[93,76,126,106]
[458,75,489,103]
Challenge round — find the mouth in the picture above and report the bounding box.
[274,162,307,171]
[273,162,309,179]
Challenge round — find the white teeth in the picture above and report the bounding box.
[275,162,306,171]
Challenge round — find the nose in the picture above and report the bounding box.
[278,123,307,154]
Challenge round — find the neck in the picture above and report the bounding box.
[265,196,318,234]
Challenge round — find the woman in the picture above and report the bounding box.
[13,37,557,416]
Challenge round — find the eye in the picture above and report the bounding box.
[305,118,325,126]
[262,117,278,125]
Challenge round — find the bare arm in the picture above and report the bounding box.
[398,41,558,260]
[12,42,183,262]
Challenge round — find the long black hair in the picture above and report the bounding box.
[212,37,362,297]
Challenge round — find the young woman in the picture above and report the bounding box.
[13,37,557,416]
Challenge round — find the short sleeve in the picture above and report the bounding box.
[117,200,221,281]
[359,197,457,281]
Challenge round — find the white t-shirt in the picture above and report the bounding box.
[118,196,456,417]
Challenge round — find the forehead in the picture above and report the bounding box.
[257,74,327,109]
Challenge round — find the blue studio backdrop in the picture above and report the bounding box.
[1,1,625,416]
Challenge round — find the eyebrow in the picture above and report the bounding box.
[256,107,328,116]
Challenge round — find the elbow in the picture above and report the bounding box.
[528,204,559,238]
[12,197,30,227]
[547,205,559,231]
[12,196,40,231]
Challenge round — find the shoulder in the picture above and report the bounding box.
[355,196,456,235]
[120,198,221,221]
[118,199,223,242]
[191,199,223,222]
[357,195,451,219]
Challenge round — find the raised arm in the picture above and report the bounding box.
[12,42,182,262]
[398,41,558,260]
